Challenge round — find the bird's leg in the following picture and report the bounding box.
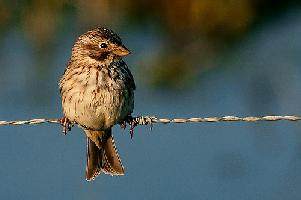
[60,117,73,135]
[119,120,127,130]
[119,115,133,129]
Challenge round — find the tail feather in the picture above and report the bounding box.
[86,137,102,180]
[102,135,124,175]
[85,129,124,181]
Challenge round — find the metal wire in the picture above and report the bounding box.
[0,115,301,127]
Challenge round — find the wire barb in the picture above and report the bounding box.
[0,115,301,127]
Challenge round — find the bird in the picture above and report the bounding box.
[59,27,135,181]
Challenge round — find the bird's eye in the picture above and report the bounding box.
[99,43,108,48]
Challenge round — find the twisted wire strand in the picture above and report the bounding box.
[0,115,301,127]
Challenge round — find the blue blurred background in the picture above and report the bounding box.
[1,0,301,199]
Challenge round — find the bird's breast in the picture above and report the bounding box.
[60,63,134,130]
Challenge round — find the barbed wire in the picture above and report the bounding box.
[0,115,301,128]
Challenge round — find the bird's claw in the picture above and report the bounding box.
[60,117,73,135]
[129,120,137,139]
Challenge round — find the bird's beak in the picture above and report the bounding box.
[113,45,130,56]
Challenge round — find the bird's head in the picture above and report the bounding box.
[72,27,130,61]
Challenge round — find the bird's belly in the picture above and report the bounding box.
[62,84,133,130]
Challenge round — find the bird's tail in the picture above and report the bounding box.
[85,129,124,181]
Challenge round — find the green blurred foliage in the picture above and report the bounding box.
[0,0,299,89]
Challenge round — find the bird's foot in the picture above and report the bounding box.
[60,117,73,135]
[120,115,137,139]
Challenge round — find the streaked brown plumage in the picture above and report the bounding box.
[59,27,135,181]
